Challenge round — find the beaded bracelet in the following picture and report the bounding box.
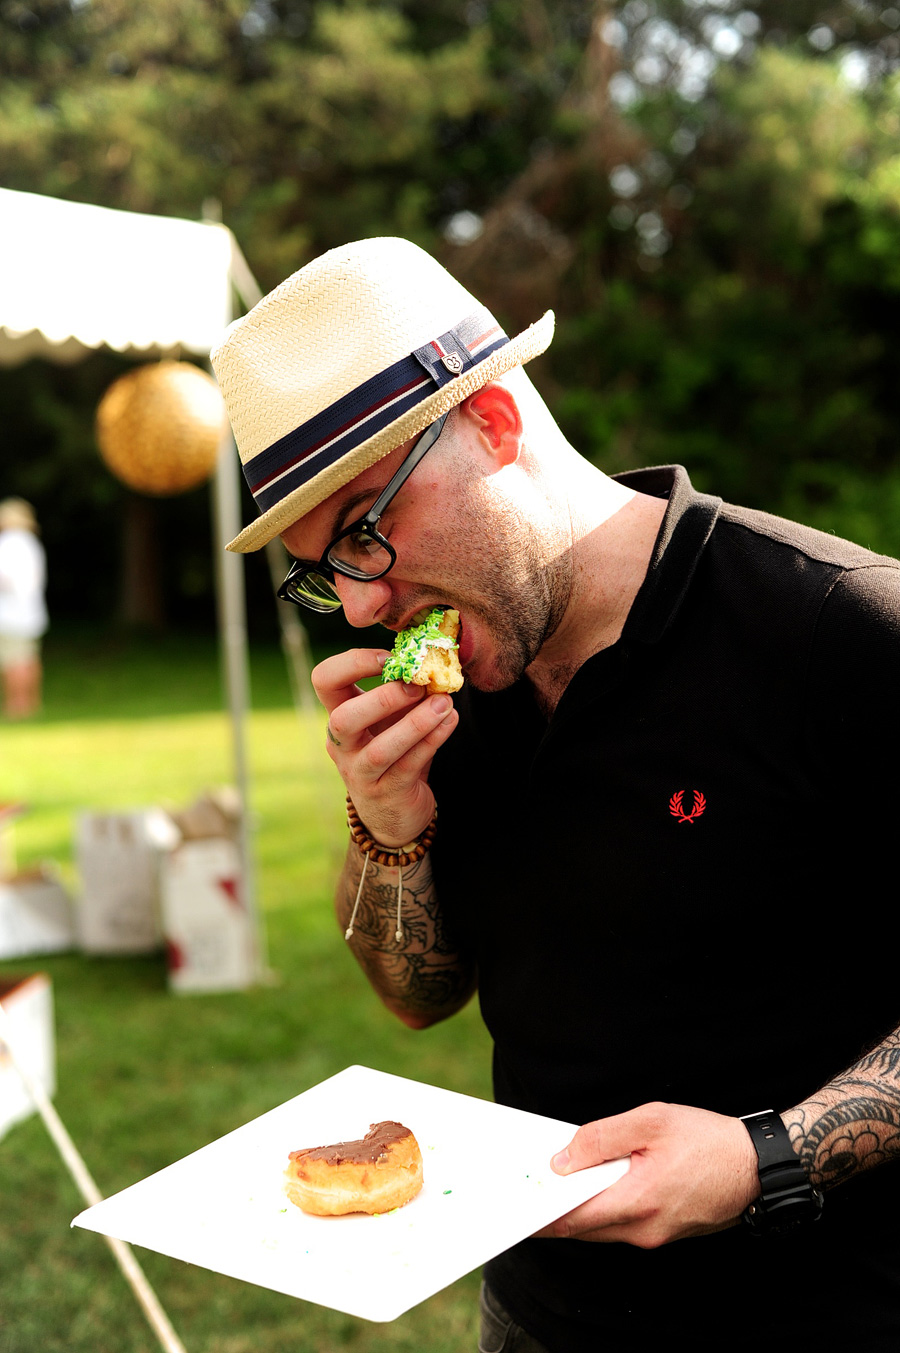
[345,796,437,868]
[344,796,437,944]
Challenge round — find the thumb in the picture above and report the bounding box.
[551,1119,607,1175]
[551,1108,644,1175]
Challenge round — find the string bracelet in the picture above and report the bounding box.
[344,797,437,945]
[344,852,368,941]
[395,864,403,944]
[345,795,437,868]
[344,854,405,944]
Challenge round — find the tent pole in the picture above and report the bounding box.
[211,428,268,981]
[207,206,268,984]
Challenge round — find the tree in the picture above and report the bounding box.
[445,5,900,553]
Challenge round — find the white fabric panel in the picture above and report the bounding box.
[0,188,240,366]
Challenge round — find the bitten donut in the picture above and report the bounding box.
[284,1121,424,1216]
[382,607,463,694]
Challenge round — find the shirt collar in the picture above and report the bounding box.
[614,465,722,646]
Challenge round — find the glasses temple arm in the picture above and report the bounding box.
[364,412,449,521]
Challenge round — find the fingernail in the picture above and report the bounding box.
[431,695,451,714]
[551,1150,570,1173]
[376,651,390,667]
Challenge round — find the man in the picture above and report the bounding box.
[212,238,900,1350]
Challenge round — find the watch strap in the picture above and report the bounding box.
[741,1109,806,1184]
[740,1109,823,1234]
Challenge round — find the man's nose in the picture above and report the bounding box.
[334,573,392,628]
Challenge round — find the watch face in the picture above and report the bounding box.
[744,1188,824,1236]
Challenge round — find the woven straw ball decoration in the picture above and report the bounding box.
[95,361,227,496]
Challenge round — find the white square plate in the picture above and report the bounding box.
[72,1065,629,1322]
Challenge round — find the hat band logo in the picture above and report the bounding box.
[669,789,706,824]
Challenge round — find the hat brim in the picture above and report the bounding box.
[226,309,555,553]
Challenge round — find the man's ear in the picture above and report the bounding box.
[459,382,523,468]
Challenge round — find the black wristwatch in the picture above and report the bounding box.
[740,1109,824,1236]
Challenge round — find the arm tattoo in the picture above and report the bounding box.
[336,846,476,1022]
[783,1029,900,1189]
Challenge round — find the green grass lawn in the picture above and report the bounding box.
[0,629,492,1353]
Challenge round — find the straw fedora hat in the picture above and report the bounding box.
[211,236,554,553]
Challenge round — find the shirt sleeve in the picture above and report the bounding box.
[805,561,900,801]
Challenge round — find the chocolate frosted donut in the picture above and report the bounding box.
[284,1121,424,1216]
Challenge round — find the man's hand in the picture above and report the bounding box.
[311,647,458,846]
[537,1102,760,1248]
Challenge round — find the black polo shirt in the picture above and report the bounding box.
[429,465,900,1350]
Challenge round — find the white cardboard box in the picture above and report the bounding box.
[160,836,255,993]
[75,810,178,955]
[0,868,75,960]
[0,972,56,1141]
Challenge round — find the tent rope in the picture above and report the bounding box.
[0,999,189,1353]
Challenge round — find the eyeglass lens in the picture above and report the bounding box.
[327,528,392,578]
[282,568,342,612]
[278,411,449,612]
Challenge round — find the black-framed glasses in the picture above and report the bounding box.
[277,411,449,613]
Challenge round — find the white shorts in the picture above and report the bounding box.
[0,634,40,670]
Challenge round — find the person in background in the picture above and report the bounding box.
[0,498,47,719]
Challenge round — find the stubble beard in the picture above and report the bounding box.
[380,456,572,691]
[386,532,570,694]
[466,490,572,691]
[466,551,569,691]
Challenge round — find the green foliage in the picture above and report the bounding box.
[540,41,900,532]
[0,0,492,286]
[710,48,870,243]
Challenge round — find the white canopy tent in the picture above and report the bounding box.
[0,185,267,978]
[0,185,259,364]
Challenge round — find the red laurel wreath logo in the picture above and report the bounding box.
[669,789,706,824]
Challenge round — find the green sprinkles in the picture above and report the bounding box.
[382,608,457,684]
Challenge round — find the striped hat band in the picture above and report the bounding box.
[243,309,508,513]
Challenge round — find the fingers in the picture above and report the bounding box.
[348,695,458,808]
[551,1121,605,1177]
[311,647,391,715]
[313,645,459,843]
[378,700,458,791]
[359,702,458,842]
[551,1104,665,1176]
[533,1193,626,1243]
[314,649,448,751]
[537,1151,662,1246]
[348,694,455,772]
[532,1159,641,1243]
[537,1116,638,1244]
[328,677,429,749]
